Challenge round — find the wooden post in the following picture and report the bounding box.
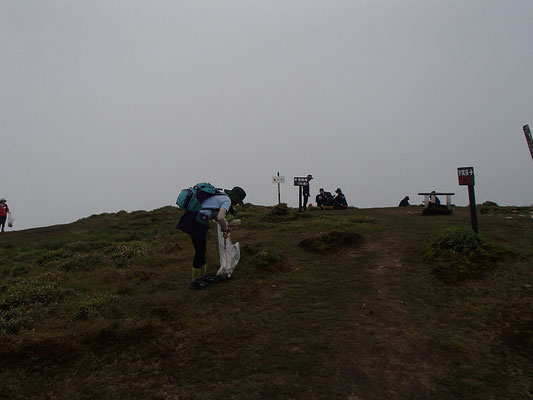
[277,172,281,205]
[458,167,478,233]
[298,186,303,212]
[523,125,533,162]
[468,185,479,233]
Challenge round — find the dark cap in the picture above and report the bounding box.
[224,186,247,206]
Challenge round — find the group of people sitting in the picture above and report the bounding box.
[315,188,348,210]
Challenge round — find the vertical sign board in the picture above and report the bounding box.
[293,177,309,186]
[272,173,285,204]
[523,125,533,162]
[294,177,310,211]
[457,166,475,186]
[458,167,478,233]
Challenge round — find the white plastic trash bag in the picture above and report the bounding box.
[216,224,240,278]
[7,212,14,228]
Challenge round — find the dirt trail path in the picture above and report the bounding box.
[349,237,447,398]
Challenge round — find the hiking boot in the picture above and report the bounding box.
[190,278,210,290]
[201,274,220,284]
[215,274,231,281]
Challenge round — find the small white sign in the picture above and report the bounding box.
[272,176,285,184]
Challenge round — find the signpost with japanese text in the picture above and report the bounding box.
[272,173,285,204]
[294,176,310,211]
[458,166,475,186]
[458,166,478,233]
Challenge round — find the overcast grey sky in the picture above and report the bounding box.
[2,0,532,230]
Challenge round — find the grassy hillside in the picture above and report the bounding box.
[0,205,531,400]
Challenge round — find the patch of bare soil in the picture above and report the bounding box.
[0,324,158,371]
[299,231,364,253]
[347,238,450,398]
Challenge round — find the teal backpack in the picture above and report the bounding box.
[176,182,218,212]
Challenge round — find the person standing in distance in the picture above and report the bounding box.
[177,186,246,290]
[0,199,10,232]
[302,174,313,210]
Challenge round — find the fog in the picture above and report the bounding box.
[2,0,532,230]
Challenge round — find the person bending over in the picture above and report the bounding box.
[177,186,246,290]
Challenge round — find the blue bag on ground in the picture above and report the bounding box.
[176,182,218,212]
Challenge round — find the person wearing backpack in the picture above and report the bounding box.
[333,188,348,210]
[315,188,325,210]
[0,199,9,232]
[322,191,334,208]
[177,185,246,290]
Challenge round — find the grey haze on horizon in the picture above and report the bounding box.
[2,0,532,231]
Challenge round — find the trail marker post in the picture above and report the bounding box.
[458,166,478,233]
[294,176,310,212]
[272,173,285,204]
[523,125,533,163]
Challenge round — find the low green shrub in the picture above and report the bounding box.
[265,204,312,223]
[0,276,67,335]
[59,253,105,272]
[73,293,118,321]
[424,227,507,282]
[254,247,284,268]
[1,280,66,311]
[0,313,22,335]
[2,265,28,277]
[64,241,109,253]
[0,307,35,335]
[34,249,70,266]
[105,241,152,268]
[428,226,488,256]
[242,244,289,272]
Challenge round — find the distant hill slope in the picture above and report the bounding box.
[1,205,532,399]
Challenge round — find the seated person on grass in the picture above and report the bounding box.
[333,188,348,210]
[316,189,335,210]
[399,196,410,207]
[315,188,325,210]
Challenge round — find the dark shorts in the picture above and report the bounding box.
[177,212,208,240]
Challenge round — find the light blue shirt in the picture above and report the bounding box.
[199,194,231,219]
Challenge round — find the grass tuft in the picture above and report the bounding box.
[424,226,508,282]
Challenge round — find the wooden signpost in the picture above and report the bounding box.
[294,176,310,212]
[272,173,285,204]
[458,166,478,233]
[523,125,533,162]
